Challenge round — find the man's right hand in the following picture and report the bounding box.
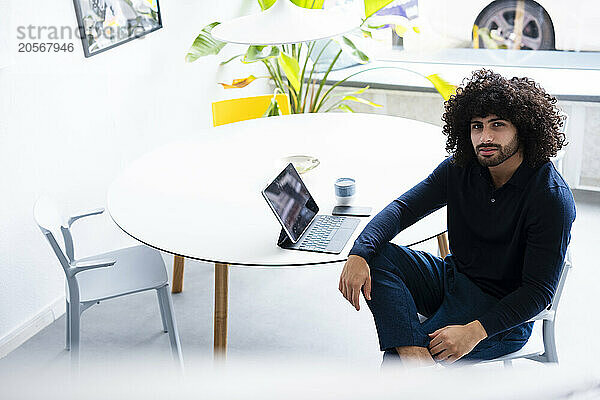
[339,255,372,311]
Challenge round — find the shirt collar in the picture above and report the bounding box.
[474,159,537,189]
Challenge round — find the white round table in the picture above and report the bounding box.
[108,113,448,356]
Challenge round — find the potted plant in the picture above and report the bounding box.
[186,0,455,115]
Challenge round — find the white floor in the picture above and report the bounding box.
[1,190,599,398]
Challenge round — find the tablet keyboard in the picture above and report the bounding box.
[298,215,346,251]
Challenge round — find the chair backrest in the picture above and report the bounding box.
[33,196,74,273]
[550,113,569,174]
[547,249,572,314]
[547,113,571,310]
[211,94,291,127]
[551,150,566,175]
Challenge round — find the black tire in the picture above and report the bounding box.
[474,0,555,50]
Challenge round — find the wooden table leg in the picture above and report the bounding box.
[172,255,185,293]
[214,263,229,360]
[436,232,450,259]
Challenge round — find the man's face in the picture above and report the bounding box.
[470,114,520,167]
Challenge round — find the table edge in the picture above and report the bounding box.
[108,208,446,267]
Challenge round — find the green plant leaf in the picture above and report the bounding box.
[425,74,457,101]
[342,95,382,107]
[339,36,369,63]
[476,27,500,49]
[395,24,408,37]
[243,46,280,63]
[341,85,370,96]
[258,0,276,11]
[220,54,243,66]
[312,49,343,112]
[185,22,227,63]
[472,25,480,49]
[277,52,301,92]
[366,14,419,38]
[364,0,394,19]
[326,86,372,110]
[316,66,456,113]
[292,0,324,8]
[338,104,355,113]
[262,96,282,117]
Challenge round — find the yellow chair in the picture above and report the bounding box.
[212,94,291,127]
[171,94,291,293]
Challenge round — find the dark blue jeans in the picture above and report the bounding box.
[365,243,533,364]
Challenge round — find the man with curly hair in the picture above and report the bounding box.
[339,69,575,366]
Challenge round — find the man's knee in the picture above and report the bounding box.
[370,242,409,271]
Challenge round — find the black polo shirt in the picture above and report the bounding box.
[349,157,576,337]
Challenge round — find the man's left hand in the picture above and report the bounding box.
[428,321,488,364]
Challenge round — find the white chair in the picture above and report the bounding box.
[418,251,572,366]
[551,149,566,175]
[550,111,569,175]
[482,250,572,366]
[33,196,183,366]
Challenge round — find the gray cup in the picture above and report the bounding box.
[335,178,356,205]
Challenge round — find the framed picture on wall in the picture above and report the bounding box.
[73,0,162,57]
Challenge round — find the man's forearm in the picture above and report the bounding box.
[349,159,449,261]
[349,199,404,261]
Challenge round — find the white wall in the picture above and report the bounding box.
[0,0,268,349]
[0,1,10,67]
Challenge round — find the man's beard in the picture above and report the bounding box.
[475,136,520,167]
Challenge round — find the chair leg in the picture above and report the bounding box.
[65,300,71,350]
[158,285,183,368]
[69,300,81,367]
[157,289,169,333]
[172,256,185,293]
[436,232,450,259]
[503,360,513,368]
[542,319,558,363]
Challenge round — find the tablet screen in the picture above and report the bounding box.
[262,163,319,243]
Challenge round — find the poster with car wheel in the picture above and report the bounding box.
[73,0,162,57]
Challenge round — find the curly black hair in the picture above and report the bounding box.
[442,69,566,168]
